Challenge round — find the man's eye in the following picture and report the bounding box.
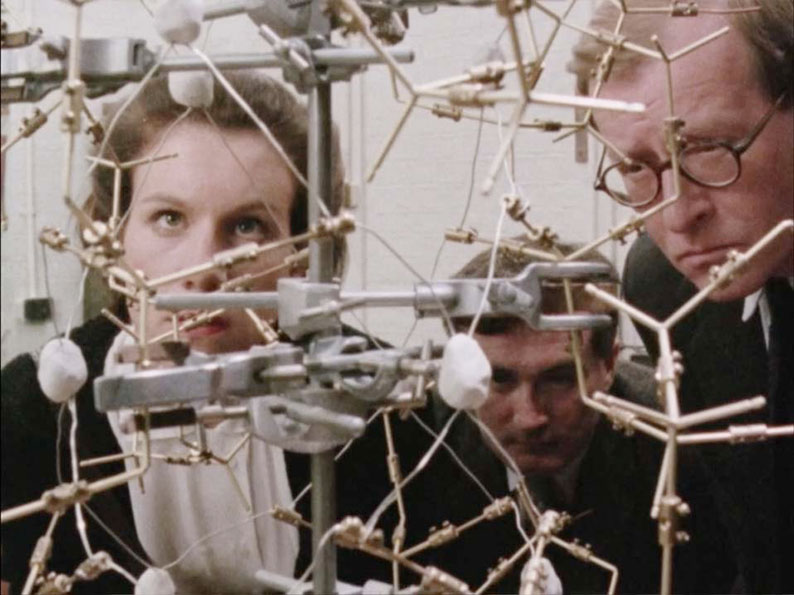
[619,162,646,177]
[491,368,517,388]
[536,371,577,393]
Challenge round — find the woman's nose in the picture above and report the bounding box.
[180,226,226,292]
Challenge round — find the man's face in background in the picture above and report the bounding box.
[475,322,614,476]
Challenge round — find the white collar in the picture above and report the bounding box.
[741,278,793,349]
[742,288,763,322]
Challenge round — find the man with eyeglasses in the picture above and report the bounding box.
[571,2,792,593]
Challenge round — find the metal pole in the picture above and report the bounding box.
[308,79,338,594]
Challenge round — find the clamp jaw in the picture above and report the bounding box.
[415,260,617,330]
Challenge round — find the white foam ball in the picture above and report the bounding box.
[136,568,176,595]
[154,0,203,45]
[168,71,214,108]
[438,333,492,410]
[37,338,88,403]
[520,557,562,595]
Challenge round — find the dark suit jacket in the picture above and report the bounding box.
[0,314,733,594]
[1,318,149,595]
[403,362,685,594]
[623,233,788,594]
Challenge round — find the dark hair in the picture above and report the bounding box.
[451,238,619,361]
[86,71,346,270]
[569,0,793,108]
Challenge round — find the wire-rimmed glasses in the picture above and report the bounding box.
[594,92,787,208]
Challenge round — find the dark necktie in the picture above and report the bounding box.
[765,278,793,592]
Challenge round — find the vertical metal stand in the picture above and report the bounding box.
[308,80,338,594]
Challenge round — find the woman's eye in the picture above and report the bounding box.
[154,210,184,230]
[233,217,267,238]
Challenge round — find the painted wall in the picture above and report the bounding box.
[0,0,641,364]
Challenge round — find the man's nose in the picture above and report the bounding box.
[181,226,226,293]
[659,172,715,233]
[511,386,548,431]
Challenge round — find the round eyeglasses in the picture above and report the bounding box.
[594,93,787,208]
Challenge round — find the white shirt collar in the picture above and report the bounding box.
[742,288,763,323]
[742,278,794,350]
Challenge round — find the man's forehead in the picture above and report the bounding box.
[599,14,754,101]
[594,20,763,148]
[476,325,591,365]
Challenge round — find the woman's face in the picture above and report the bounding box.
[122,121,297,354]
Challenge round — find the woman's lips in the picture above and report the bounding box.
[182,315,230,338]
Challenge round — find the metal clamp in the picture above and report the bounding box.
[415,261,616,330]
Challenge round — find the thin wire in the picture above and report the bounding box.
[277,408,386,509]
[1,0,28,28]
[463,104,523,336]
[201,19,215,51]
[55,403,68,483]
[137,0,153,17]
[358,223,455,336]
[64,46,172,250]
[191,47,331,219]
[465,410,542,522]
[291,524,337,590]
[65,266,90,338]
[83,503,152,569]
[495,106,519,195]
[115,107,194,235]
[347,310,387,351]
[399,319,421,349]
[467,200,508,336]
[408,411,494,501]
[68,398,93,557]
[202,110,294,253]
[161,510,273,571]
[416,105,486,346]
[107,559,138,586]
[40,242,60,336]
[89,46,171,183]
[509,499,532,545]
[458,108,487,230]
[365,409,461,533]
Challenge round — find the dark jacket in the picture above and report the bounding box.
[623,233,790,594]
[405,360,676,594]
[2,317,148,595]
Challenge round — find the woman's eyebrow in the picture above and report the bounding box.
[224,200,291,223]
[135,193,189,208]
[228,200,278,213]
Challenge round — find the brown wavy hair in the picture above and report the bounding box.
[85,71,347,272]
